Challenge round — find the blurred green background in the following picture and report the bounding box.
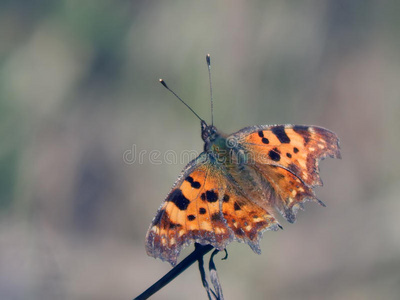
[1,1,399,299]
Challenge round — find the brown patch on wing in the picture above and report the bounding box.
[221,183,279,253]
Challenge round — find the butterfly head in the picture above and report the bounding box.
[201,120,218,144]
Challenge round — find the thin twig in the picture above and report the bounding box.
[209,250,224,300]
[198,251,216,300]
[134,244,214,300]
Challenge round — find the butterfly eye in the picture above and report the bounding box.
[210,126,218,138]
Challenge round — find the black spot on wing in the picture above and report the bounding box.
[293,147,299,153]
[262,137,269,144]
[258,131,264,137]
[191,181,201,189]
[234,202,241,211]
[199,207,207,214]
[205,190,218,203]
[272,126,291,143]
[187,215,196,221]
[211,213,222,221]
[169,222,181,229]
[185,176,201,189]
[185,176,194,183]
[293,125,311,144]
[223,194,230,203]
[167,189,190,210]
[269,149,281,161]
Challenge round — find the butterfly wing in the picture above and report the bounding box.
[230,124,341,223]
[146,153,279,265]
[219,173,279,255]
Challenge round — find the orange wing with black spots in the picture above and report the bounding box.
[145,153,279,265]
[145,155,231,265]
[231,124,341,222]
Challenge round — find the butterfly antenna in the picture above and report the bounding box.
[206,54,214,126]
[159,79,204,122]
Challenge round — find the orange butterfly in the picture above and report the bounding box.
[146,55,341,266]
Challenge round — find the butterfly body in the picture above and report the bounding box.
[146,119,340,265]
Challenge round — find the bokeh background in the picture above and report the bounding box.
[1,1,399,299]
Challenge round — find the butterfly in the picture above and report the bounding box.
[146,55,341,266]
